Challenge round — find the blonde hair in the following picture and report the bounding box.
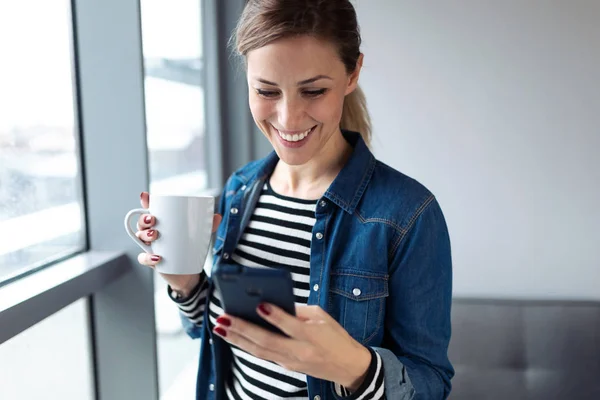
[234,0,372,146]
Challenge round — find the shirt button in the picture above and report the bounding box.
[230,207,239,214]
[209,339,213,345]
[314,396,321,400]
[223,253,230,260]
[209,384,215,391]
[241,185,247,191]
[353,288,362,297]
[313,284,319,292]
[315,232,323,240]
[319,200,327,207]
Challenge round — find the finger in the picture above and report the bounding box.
[212,214,222,233]
[140,191,150,209]
[213,326,287,365]
[137,213,155,230]
[257,303,304,338]
[137,252,161,267]
[136,229,159,243]
[218,314,293,352]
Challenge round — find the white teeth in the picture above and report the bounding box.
[278,127,313,142]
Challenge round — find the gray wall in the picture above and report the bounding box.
[354,0,600,299]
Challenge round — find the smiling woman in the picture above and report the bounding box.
[134,1,455,399]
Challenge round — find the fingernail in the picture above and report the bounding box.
[151,255,160,262]
[140,192,144,199]
[258,303,271,316]
[147,230,154,237]
[214,327,227,337]
[144,215,152,223]
[216,316,231,327]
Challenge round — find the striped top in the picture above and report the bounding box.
[170,182,385,399]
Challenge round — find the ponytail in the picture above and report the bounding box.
[340,85,372,147]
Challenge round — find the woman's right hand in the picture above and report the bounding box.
[136,191,222,297]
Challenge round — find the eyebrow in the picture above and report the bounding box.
[256,75,333,86]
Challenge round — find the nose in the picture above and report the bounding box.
[277,96,305,130]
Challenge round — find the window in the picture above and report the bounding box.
[0,299,94,400]
[141,0,207,195]
[140,0,207,396]
[0,0,85,284]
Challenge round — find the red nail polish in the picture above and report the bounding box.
[147,230,154,237]
[144,215,152,223]
[214,327,227,337]
[258,303,271,316]
[216,316,231,327]
[151,255,160,261]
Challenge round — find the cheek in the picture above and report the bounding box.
[249,97,274,122]
[308,94,345,124]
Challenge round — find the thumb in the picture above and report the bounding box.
[140,191,150,209]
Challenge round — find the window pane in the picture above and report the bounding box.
[0,0,85,283]
[0,299,95,400]
[140,1,207,397]
[141,0,207,196]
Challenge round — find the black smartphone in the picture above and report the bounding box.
[212,262,296,335]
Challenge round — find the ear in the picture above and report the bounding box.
[345,53,364,96]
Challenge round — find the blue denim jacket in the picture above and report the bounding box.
[181,131,454,400]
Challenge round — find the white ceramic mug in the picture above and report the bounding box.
[124,195,215,275]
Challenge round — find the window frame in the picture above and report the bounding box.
[0,1,261,399]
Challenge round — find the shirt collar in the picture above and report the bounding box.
[251,130,376,214]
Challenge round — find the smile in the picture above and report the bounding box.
[275,126,316,142]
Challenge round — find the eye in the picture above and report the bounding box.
[256,89,280,98]
[302,88,327,98]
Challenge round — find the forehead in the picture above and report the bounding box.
[246,36,345,82]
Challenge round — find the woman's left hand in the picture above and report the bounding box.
[213,304,372,391]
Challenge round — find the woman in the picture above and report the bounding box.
[137,1,454,399]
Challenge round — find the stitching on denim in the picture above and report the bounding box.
[361,297,369,341]
[325,190,350,209]
[390,194,435,258]
[317,212,329,305]
[350,156,376,210]
[330,289,388,301]
[355,210,406,234]
[362,298,384,344]
[330,272,389,280]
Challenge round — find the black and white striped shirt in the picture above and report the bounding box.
[171,182,385,399]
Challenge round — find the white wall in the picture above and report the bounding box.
[355,0,600,300]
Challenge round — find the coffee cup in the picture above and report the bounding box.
[124,194,215,275]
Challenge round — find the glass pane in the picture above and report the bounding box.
[0,0,85,284]
[0,299,95,400]
[140,1,207,397]
[141,0,207,196]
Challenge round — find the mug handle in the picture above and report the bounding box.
[124,208,153,254]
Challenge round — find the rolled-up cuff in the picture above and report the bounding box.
[372,347,416,400]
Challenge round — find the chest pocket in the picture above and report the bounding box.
[328,270,389,344]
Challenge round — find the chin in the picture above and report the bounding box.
[276,153,312,166]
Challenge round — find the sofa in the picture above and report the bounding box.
[448,299,600,399]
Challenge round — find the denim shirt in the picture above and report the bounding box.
[181,131,454,400]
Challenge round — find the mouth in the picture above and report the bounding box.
[273,125,317,145]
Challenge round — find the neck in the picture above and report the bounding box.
[270,128,352,199]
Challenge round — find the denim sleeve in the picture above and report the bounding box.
[379,196,454,400]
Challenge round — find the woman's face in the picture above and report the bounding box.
[246,35,360,166]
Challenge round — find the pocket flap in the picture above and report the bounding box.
[330,270,389,301]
